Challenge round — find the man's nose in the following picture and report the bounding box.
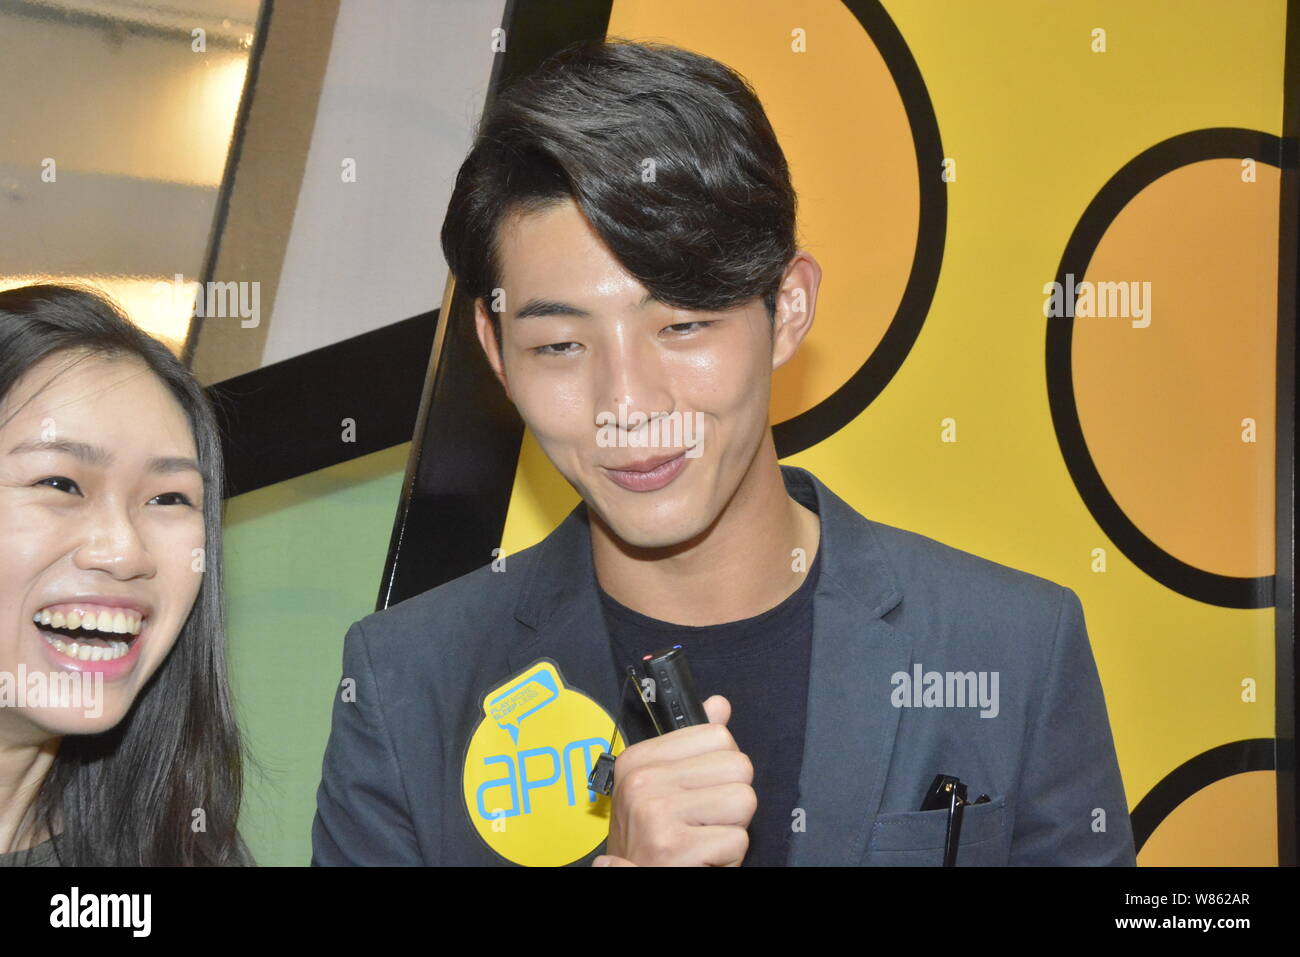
[593,332,675,430]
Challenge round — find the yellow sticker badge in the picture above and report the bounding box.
[462,659,624,866]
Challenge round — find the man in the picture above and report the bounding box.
[311,39,1135,866]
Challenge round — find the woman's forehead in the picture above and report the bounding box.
[1,353,194,452]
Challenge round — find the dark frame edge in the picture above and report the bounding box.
[1275,0,1298,869]
[183,0,276,367]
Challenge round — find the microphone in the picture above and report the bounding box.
[587,645,707,796]
[640,645,708,731]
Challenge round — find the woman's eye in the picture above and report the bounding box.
[532,342,581,356]
[149,492,195,507]
[35,476,82,496]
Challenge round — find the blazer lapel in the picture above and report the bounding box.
[784,467,911,866]
[507,502,625,721]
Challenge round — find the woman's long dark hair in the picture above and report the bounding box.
[0,283,251,865]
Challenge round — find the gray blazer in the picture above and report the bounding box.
[312,465,1136,865]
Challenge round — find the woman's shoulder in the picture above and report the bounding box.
[0,836,60,867]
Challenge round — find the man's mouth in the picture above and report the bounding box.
[604,449,691,473]
[31,603,146,662]
[601,448,692,492]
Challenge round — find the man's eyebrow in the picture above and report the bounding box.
[8,438,112,467]
[513,292,656,320]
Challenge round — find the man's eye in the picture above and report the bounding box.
[35,476,82,496]
[664,320,714,335]
[532,342,581,356]
[149,492,195,507]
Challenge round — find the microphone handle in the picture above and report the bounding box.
[644,646,709,731]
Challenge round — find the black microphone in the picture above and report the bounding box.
[587,645,708,797]
[640,645,708,731]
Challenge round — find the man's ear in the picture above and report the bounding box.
[771,251,821,372]
[474,298,512,400]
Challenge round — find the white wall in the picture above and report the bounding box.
[260,0,504,364]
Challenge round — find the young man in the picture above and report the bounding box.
[312,39,1135,867]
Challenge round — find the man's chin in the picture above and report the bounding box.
[581,477,713,551]
[595,509,707,552]
[614,529,686,550]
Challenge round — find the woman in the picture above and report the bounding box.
[0,283,250,865]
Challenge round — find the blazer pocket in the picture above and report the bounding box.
[864,795,1009,866]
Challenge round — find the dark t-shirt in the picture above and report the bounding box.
[597,528,820,866]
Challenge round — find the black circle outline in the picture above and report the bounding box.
[1131,738,1275,854]
[1046,128,1281,609]
[773,0,946,457]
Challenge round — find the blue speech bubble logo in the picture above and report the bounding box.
[486,667,559,744]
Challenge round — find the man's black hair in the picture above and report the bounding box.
[441,38,798,347]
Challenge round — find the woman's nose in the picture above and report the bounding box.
[72,505,156,580]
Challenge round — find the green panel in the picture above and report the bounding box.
[222,444,410,866]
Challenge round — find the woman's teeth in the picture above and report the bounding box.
[32,605,145,661]
[40,633,132,661]
[32,607,143,636]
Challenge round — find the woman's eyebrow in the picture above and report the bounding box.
[7,438,111,466]
[7,439,202,477]
[148,456,203,476]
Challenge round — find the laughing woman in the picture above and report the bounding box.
[0,284,250,865]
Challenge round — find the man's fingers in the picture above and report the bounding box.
[614,721,738,778]
[603,694,751,865]
[676,781,758,828]
[675,825,750,867]
[600,826,748,867]
[644,748,754,792]
[703,694,731,726]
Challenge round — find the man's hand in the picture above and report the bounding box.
[592,695,756,867]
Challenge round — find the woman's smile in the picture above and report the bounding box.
[30,598,152,675]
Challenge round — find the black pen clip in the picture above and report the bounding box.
[920,774,990,866]
[587,667,647,797]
